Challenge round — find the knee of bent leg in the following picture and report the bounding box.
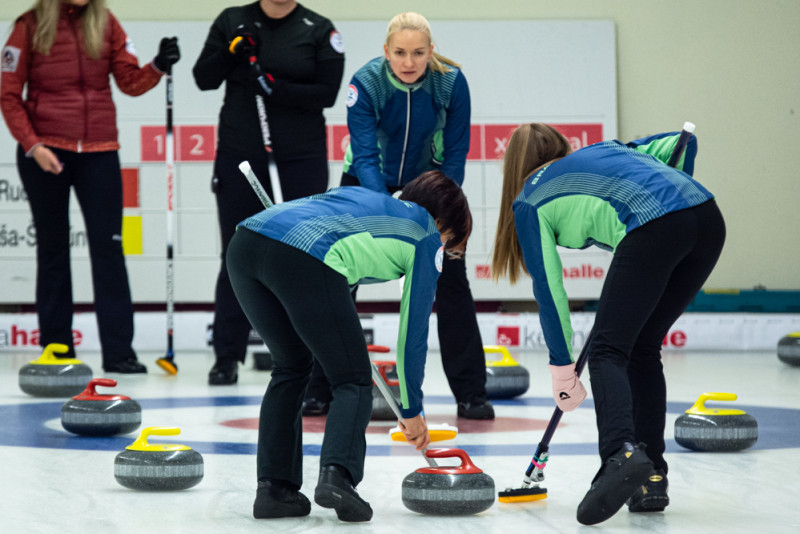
[586,338,629,368]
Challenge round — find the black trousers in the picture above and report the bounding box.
[588,200,726,472]
[305,173,488,404]
[16,146,135,365]
[227,228,373,487]
[211,147,328,363]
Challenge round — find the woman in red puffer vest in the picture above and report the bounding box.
[0,0,180,373]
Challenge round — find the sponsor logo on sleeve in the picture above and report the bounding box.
[330,30,344,54]
[346,84,358,107]
[435,246,444,273]
[1,46,21,73]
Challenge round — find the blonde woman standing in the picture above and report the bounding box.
[303,12,494,421]
[1,0,180,372]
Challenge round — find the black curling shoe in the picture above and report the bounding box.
[208,360,238,385]
[301,397,330,416]
[627,468,669,513]
[314,465,373,522]
[577,442,654,525]
[253,480,311,519]
[457,396,495,420]
[104,357,147,374]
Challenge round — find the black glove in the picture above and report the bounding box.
[228,25,257,59]
[154,36,180,72]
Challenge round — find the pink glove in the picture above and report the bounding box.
[549,363,587,411]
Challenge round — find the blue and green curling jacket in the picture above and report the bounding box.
[513,132,713,366]
[343,57,470,192]
[238,186,444,418]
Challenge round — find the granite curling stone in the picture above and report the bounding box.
[402,448,495,515]
[371,360,401,420]
[367,345,398,420]
[777,332,800,367]
[114,427,204,491]
[674,392,758,452]
[19,343,93,397]
[484,345,530,399]
[61,378,142,436]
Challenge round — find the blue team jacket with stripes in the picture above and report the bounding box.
[343,57,471,192]
[238,186,444,417]
[513,133,713,366]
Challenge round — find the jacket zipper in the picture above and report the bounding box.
[397,89,411,187]
[69,7,88,151]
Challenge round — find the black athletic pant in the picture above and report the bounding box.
[16,146,136,365]
[211,147,328,364]
[227,228,373,487]
[588,200,725,473]
[304,173,488,405]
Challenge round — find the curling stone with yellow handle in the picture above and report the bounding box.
[777,332,800,367]
[114,427,204,490]
[484,345,530,399]
[18,343,93,397]
[674,392,758,452]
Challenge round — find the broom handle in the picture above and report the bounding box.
[370,362,437,467]
[524,330,592,480]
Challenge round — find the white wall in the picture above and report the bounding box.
[1,0,799,296]
[0,17,617,303]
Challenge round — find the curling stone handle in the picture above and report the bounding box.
[367,344,391,353]
[423,447,483,474]
[426,447,470,463]
[484,345,518,366]
[686,392,745,415]
[85,378,118,394]
[691,392,738,411]
[32,343,83,365]
[40,343,71,362]
[132,426,181,447]
[370,361,438,468]
[372,360,399,386]
[128,427,190,452]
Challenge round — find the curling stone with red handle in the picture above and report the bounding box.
[61,378,142,436]
[402,448,495,515]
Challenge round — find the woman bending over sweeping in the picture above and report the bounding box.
[492,123,725,525]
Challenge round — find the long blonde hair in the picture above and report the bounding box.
[491,123,573,285]
[385,12,460,74]
[33,0,108,59]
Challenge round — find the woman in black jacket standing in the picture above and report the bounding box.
[192,0,344,384]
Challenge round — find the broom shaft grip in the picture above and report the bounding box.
[370,362,438,467]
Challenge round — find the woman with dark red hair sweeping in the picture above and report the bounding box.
[227,171,472,522]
